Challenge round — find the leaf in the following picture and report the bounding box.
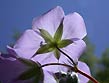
[54,21,63,42]
[39,29,53,43]
[54,49,60,60]
[58,39,73,48]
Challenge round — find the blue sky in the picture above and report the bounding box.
[0,0,109,56]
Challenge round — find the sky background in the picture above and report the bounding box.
[0,0,109,56]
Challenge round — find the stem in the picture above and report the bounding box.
[77,69,99,83]
[41,63,74,70]
[56,47,76,66]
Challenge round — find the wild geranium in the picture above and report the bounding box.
[8,6,86,64]
[3,6,99,83]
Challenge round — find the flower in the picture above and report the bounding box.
[8,6,86,63]
[5,6,90,83]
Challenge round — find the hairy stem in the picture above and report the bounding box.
[77,69,99,83]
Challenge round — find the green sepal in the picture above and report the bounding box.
[36,44,54,54]
[54,48,60,60]
[58,39,73,48]
[54,21,63,42]
[15,62,44,83]
[39,29,53,43]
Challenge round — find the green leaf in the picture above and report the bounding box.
[58,39,73,48]
[39,29,53,43]
[54,21,63,42]
[54,49,60,60]
[17,58,36,66]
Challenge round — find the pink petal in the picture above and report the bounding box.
[58,39,86,73]
[62,12,87,39]
[32,52,58,65]
[32,52,59,73]
[59,54,71,72]
[9,29,44,59]
[32,6,65,36]
[77,61,91,83]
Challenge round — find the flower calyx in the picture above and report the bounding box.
[32,22,73,60]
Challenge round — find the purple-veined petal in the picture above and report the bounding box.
[32,52,58,65]
[43,71,57,83]
[32,6,65,36]
[77,61,91,83]
[61,39,86,64]
[58,39,86,73]
[62,12,87,39]
[0,54,31,83]
[32,52,59,73]
[8,29,44,59]
[59,54,71,73]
